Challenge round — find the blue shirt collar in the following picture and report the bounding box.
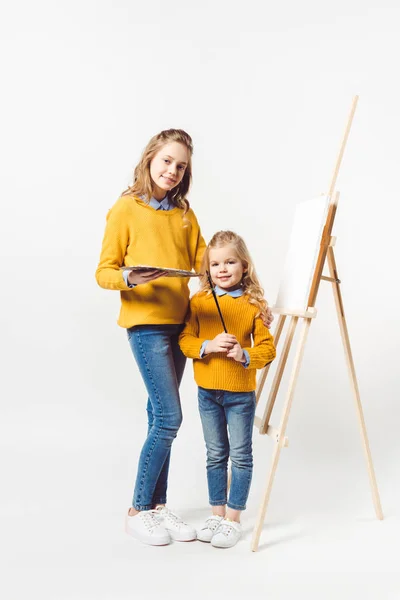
[147,195,171,210]
[214,285,244,298]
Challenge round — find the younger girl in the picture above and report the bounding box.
[179,230,276,548]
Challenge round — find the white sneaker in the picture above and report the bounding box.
[125,510,171,546]
[155,506,197,541]
[211,519,242,548]
[197,515,224,542]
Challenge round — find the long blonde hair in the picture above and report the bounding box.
[199,230,268,316]
[122,129,193,215]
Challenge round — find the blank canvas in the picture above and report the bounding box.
[274,195,331,311]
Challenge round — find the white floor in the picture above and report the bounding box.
[2,437,399,600]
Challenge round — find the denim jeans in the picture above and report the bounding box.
[198,386,256,511]
[127,324,186,511]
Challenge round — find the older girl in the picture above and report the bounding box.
[96,129,206,545]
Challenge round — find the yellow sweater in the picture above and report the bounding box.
[95,195,206,328]
[179,291,276,392]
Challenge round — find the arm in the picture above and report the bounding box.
[228,318,275,368]
[95,198,132,291]
[187,209,207,273]
[95,198,167,290]
[244,316,276,369]
[194,232,207,273]
[178,299,206,359]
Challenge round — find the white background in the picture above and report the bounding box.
[1,1,399,598]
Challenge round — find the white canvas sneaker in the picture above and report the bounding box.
[211,519,242,548]
[155,506,197,541]
[197,515,224,542]
[125,510,171,546]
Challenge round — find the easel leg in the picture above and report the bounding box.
[327,247,383,520]
[251,444,281,552]
[256,314,286,407]
[260,316,298,434]
[251,318,312,551]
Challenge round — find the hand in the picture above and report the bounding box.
[127,269,166,285]
[261,307,274,328]
[227,342,246,362]
[205,333,237,355]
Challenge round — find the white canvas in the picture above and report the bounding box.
[274,195,331,311]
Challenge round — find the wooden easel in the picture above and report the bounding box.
[251,96,383,552]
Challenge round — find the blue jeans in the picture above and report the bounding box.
[198,386,256,511]
[127,324,186,511]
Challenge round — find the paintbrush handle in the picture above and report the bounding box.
[206,270,228,333]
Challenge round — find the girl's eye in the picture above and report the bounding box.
[228,261,236,264]
[164,159,170,164]
[178,165,185,171]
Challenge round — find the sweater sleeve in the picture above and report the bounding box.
[194,232,207,273]
[95,197,132,291]
[178,297,207,358]
[187,209,207,273]
[244,315,276,369]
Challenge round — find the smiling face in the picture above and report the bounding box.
[149,142,189,200]
[209,244,247,292]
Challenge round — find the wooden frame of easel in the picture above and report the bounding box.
[251,96,383,552]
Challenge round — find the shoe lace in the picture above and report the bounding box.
[217,520,237,537]
[204,516,222,532]
[162,508,186,528]
[140,510,162,532]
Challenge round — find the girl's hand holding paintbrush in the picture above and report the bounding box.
[203,332,237,355]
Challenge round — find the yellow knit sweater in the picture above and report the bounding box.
[179,291,276,392]
[95,195,206,328]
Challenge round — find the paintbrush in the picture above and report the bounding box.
[206,270,228,333]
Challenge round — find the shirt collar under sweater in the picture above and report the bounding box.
[146,195,171,211]
[214,285,244,298]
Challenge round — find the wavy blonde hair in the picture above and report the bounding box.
[199,230,269,316]
[122,129,193,216]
